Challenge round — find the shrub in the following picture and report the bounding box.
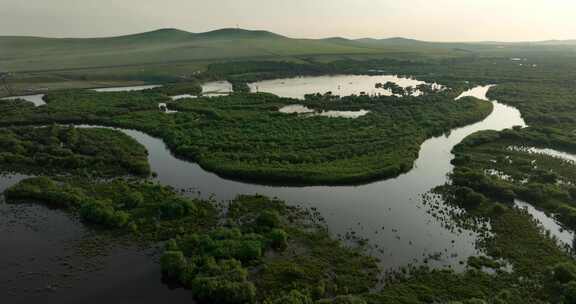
[272,290,313,304]
[491,203,508,216]
[4,177,85,208]
[269,229,288,251]
[454,186,486,209]
[120,191,144,209]
[80,200,130,228]
[210,239,263,262]
[256,210,281,230]
[564,281,576,304]
[161,250,188,279]
[554,263,576,283]
[159,198,198,220]
[558,205,576,229]
[191,259,256,304]
[317,295,367,304]
[463,299,487,304]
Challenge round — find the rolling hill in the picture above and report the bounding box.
[0,28,459,73]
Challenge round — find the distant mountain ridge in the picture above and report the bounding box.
[3,28,575,44]
[1,28,574,73]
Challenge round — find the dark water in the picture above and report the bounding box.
[0,176,193,303]
[0,85,532,302]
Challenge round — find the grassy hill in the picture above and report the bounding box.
[0,28,462,73]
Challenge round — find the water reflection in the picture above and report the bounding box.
[515,200,575,248]
[202,81,232,94]
[1,94,46,106]
[279,104,370,118]
[509,146,576,163]
[92,85,162,92]
[249,75,440,99]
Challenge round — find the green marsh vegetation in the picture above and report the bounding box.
[450,81,576,231]
[4,177,216,238]
[452,127,576,229]
[0,125,150,176]
[4,44,576,302]
[4,177,379,303]
[160,195,379,303]
[0,83,492,185]
[363,128,576,303]
[380,77,576,303]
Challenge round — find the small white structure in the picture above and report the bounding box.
[158,103,168,112]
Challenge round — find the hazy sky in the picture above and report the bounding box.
[1,0,575,41]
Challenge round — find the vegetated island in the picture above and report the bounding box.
[0,79,492,185]
[0,124,150,177]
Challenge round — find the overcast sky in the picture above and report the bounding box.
[1,0,575,41]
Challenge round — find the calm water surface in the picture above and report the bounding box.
[249,75,440,99]
[1,94,46,106]
[509,146,576,164]
[278,104,370,118]
[515,200,575,248]
[92,85,162,92]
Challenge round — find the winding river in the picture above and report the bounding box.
[0,84,526,269]
[7,82,574,302]
[112,85,526,270]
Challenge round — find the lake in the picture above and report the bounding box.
[249,74,442,99]
[278,104,370,118]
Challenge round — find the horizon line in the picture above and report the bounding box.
[1,27,574,44]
